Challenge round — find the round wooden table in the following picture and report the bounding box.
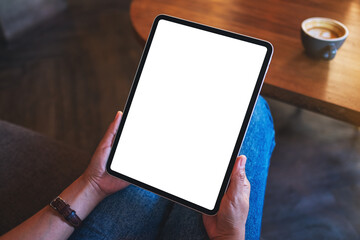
[130,0,360,125]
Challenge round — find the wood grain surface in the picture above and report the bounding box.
[130,0,360,125]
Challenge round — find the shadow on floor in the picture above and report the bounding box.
[262,99,360,239]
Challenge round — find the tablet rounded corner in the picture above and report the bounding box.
[154,14,169,24]
[203,204,220,216]
[105,161,114,176]
[264,40,274,56]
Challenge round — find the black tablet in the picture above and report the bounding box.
[106,15,273,215]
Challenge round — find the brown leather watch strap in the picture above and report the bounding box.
[50,197,82,228]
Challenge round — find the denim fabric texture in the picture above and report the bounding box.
[70,95,275,240]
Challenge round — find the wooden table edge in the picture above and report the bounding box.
[262,83,360,126]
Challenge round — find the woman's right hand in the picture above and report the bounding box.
[202,155,251,240]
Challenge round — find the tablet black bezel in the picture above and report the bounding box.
[106,14,273,215]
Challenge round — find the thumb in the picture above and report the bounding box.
[226,155,249,203]
[98,111,122,149]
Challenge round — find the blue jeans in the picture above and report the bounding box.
[70,96,275,240]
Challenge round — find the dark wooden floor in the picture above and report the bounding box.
[0,0,142,153]
[0,0,359,239]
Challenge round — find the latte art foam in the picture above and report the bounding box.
[307,27,339,39]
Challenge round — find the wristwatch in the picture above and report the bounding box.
[50,196,82,228]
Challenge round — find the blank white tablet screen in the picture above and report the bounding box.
[110,19,267,210]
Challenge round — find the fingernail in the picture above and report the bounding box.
[240,155,247,167]
[114,111,120,120]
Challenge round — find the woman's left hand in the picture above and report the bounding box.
[83,111,130,198]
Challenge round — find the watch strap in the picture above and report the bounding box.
[50,196,82,228]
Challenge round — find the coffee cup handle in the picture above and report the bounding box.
[322,44,337,60]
